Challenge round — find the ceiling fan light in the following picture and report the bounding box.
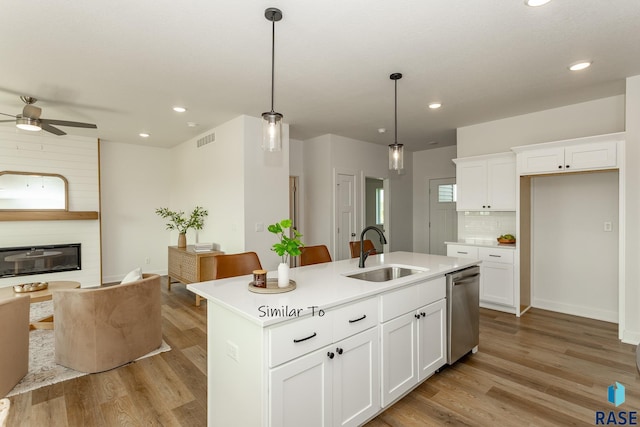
[262,111,283,151]
[16,117,41,132]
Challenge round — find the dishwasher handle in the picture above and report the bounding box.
[448,266,480,282]
[452,274,479,286]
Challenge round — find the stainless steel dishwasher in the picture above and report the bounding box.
[446,265,480,364]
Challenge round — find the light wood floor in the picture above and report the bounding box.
[6,277,639,426]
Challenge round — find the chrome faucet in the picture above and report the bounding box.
[359,226,387,268]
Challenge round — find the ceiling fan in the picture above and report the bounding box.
[0,96,97,136]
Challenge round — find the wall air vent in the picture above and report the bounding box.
[197,133,215,148]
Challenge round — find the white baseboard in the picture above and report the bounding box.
[622,330,640,346]
[532,298,618,323]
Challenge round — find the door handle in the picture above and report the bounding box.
[351,233,356,237]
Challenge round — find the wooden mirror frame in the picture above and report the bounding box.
[0,171,69,211]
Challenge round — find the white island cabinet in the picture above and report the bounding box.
[188,252,479,427]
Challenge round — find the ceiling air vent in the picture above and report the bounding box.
[197,132,215,148]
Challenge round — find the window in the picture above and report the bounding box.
[375,188,384,224]
[438,184,457,203]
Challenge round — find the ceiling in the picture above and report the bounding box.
[1,1,639,151]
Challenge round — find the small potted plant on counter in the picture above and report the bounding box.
[268,219,303,287]
[156,206,208,248]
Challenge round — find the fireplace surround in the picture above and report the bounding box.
[0,244,81,278]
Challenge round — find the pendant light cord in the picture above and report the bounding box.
[394,79,398,145]
[270,18,276,113]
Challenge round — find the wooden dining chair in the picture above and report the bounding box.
[348,240,377,259]
[300,245,332,266]
[213,252,263,279]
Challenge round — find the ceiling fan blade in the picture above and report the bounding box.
[0,112,16,118]
[41,118,97,129]
[41,123,66,136]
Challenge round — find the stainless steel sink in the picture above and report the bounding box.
[346,266,423,282]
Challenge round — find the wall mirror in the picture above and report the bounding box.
[0,171,68,211]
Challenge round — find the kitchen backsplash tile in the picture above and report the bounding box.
[457,211,516,241]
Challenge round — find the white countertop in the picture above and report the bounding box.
[188,251,480,327]
[445,240,516,249]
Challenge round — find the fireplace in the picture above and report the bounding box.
[0,243,81,278]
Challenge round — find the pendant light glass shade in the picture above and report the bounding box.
[262,7,283,152]
[389,143,404,171]
[262,111,283,151]
[388,73,404,172]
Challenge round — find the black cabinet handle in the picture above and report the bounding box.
[293,332,317,343]
[457,251,468,254]
[482,205,486,208]
[420,312,426,317]
[558,165,562,169]
[489,254,501,258]
[327,351,335,359]
[336,348,343,355]
[487,205,491,208]
[348,314,367,324]
[415,314,421,319]
[566,165,570,168]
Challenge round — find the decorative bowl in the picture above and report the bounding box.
[497,238,516,244]
[13,282,49,293]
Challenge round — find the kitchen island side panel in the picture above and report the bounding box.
[208,301,265,427]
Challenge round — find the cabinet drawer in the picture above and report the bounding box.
[332,297,379,343]
[417,276,446,307]
[269,312,334,367]
[478,247,514,264]
[380,283,420,323]
[446,245,479,259]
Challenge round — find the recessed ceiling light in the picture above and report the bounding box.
[427,141,439,145]
[139,133,150,138]
[568,61,592,71]
[187,122,198,127]
[525,0,551,6]
[172,106,187,113]
[428,103,442,109]
[378,128,386,134]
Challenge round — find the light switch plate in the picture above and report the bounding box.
[604,221,613,232]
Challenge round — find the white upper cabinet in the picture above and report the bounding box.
[514,133,622,175]
[454,153,516,211]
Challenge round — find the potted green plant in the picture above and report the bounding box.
[267,219,303,287]
[156,206,208,248]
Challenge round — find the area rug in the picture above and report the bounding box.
[7,301,171,397]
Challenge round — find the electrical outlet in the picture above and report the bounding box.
[226,340,239,362]
[604,221,613,232]
[145,257,151,264]
[255,222,264,232]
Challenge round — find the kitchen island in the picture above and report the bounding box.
[188,251,480,427]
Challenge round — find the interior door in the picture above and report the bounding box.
[335,173,356,261]
[429,178,458,255]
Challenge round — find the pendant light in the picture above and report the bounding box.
[388,73,404,172]
[262,7,283,152]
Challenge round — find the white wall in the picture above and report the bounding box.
[100,142,171,282]
[170,116,246,254]
[302,135,332,251]
[457,95,625,157]
[301,134,414,258]
[412,145,457,253]
[242,116,290,270]
[531,172,619,322]
[0,130,101,288]
[624,75,640,343]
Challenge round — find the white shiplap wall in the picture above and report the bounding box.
[0,129,101,288]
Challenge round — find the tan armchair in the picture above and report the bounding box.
[0,296,29,397]
[53,274,162,373]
